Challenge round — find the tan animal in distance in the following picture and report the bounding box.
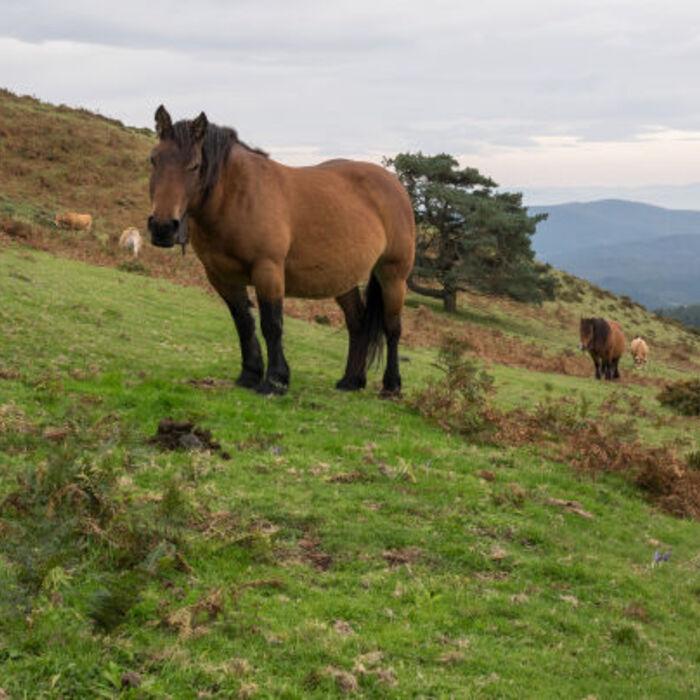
[630,336,649,370]
[119,227,142,257]
[55,212,92,231]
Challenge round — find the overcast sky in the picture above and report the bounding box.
[3,0,700,207]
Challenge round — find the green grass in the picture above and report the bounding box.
[0,246,698,698]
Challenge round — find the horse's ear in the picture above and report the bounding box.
[190,112,208,144]
[155,105,174,140]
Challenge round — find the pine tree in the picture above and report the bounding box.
[385,152,555,312]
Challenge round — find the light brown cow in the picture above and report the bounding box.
[55,212,92,231]
[119,227,142,257]
[630,336,649,370]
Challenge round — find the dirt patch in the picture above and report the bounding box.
[149,418,230,459]
[546,498,595,520]
[297,532,333,571]
[184,376,236,390]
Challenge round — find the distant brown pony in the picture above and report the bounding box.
[579,317,626,380]
[147,106,415,396]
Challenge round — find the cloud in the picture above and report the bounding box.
[3,1,700,199]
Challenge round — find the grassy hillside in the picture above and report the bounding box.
[0,88,210,288]
[1,91,699,697]
[1,245,698,698]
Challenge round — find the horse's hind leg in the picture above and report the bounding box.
[378,274,407,397]
[257,299,291,395]
[251,262,291,395]
[335,287,368,391]
[225,294,264,389]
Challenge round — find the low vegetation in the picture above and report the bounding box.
[657,378,700,417]
[0,247,698,698]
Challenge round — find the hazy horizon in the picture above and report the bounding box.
[3,1,700,211]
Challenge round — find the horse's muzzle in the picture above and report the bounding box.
[148,215,180,248]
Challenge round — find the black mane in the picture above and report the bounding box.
[591,317,610,343]
[171,119,268,204]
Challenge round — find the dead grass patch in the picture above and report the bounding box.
[296,532,333,571]
[325,469,372,484]
[324,667,359,694]
[564,426,700,519]
[381,546,423,568]
[162,589,224,641]
[657,378,700,416]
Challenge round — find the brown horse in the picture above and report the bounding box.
[579,317,626,380]
[147,106,415,396]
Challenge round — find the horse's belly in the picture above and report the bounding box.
[284,256,375,298]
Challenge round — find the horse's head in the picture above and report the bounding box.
[579,317,594,351]
[147,105,208,250]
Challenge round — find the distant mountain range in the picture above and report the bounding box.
[529,199,700,309]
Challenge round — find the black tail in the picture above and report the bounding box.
[363,274,385,368]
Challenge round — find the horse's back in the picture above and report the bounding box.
[304,158,414,252]
[281,158,414,294]
[606,319,626,357]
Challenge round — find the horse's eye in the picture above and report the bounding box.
[188,162,201,172]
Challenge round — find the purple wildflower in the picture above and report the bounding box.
[652,549,671,567]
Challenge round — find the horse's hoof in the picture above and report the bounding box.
[255,378,288,396]
[236,370,263,390]
[335,376,366,391]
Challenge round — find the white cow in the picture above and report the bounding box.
[119,227,142,258]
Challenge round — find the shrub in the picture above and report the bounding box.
[117,259,150,276]
[657,379,700,416]
[0,216,33,239]
[410,335,494,437]
[687,451,700,472]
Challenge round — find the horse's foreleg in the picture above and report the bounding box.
[335,287,368,391]
[592,354,602,379]
[603,357,614,380]
[225,294,264,389]
[257,299,290,395]
[612,357,621,380]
